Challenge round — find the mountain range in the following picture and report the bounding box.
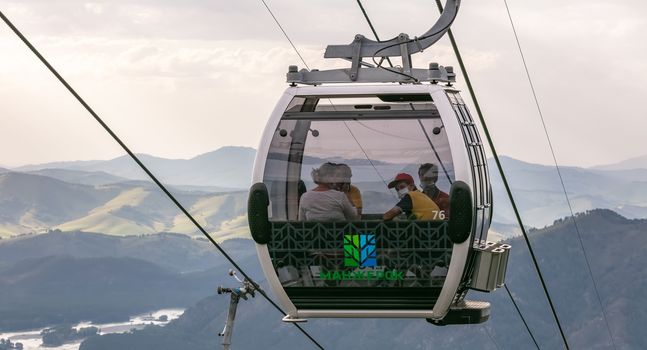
[4,146,647,239]
[591,154,647,171]
[490,156,647,229]
[14,146,256,190]
[0,233,258,332]
[0,171,248,238]
[78,209,647,350]
[3,146,647,348]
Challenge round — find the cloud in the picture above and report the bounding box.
[1,0,646,167]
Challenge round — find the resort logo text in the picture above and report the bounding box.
[317,233,404,281]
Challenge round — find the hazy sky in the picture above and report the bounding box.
[1,0,645,167]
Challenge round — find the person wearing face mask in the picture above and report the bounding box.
[383,173,440,221]
[418,163,450,217]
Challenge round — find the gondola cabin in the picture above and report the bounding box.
[248,83,510,324]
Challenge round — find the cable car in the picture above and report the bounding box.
[247,0,510,325]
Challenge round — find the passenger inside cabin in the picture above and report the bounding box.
[335,163,363,217]
[418,163,450,218]
[298,162,359,221]
[383,172,441,221]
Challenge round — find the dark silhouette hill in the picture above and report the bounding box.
[0,255,218,332]
[0,231,258,273]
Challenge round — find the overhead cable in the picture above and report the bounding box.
[355,0,535,348]
[501,1,617,348]
[505,285,540,349]
[257,0,390,192]
[434,0,570,348]
[355,0,394,67]
[0,9,325,350]
[355,0,453,185]
[259,0,309,70]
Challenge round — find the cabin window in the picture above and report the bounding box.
[263,94,455,221]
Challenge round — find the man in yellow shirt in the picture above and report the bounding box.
[383,173,441,221]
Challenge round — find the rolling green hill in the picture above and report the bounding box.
[0,172,248,239]
[26,168,129,186]
[6,149,647,240]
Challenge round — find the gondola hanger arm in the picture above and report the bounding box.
[286,0,460,85]
[324,0,460,59]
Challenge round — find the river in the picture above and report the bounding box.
[0,308,184,350]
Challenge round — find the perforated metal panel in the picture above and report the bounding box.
[268,221,453,289]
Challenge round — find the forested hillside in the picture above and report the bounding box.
[79,210,647,349]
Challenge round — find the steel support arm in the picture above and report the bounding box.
[324,0,460,59]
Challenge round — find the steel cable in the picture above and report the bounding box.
[501,1,617,348]
[434,0,570,348]
[0,9,325,350]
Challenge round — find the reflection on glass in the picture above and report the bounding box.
[263,95,456,290]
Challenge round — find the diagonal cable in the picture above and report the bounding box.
[0,9,325,350]
[355,0,394,67]
[434,0,570,348]
[356,1,540,348]
[258,0,389,193]
[505,285,540,349]
[259,0,309,70]
[502,1,617,348]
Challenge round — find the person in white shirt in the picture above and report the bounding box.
[298,162,358,221]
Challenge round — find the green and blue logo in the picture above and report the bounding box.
[318,233,403,281]
[344,234,376,268]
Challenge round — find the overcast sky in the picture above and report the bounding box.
[1,0,645,167]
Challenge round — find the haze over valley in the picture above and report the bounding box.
[2,146,647,349]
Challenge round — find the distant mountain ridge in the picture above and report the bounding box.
[4,148,647,238]
[490,156,647,228]
[15,146,256,189]
[592,154,647,171]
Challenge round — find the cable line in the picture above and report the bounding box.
[434,0,570,348]
[355,0,394,67]
[259,0,309,70]
[505,285,540,349]
[355,0,453,186]
[501,1,617,348]
[353,1,529,348]
[481,325,503,350]
[0,9,325,350]
[258,0,390,193]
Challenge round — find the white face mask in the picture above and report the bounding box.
[421,179,435,188]
[397,187,409,198]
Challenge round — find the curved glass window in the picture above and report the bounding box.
[262,94,456,296]
[263,95,455,221]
